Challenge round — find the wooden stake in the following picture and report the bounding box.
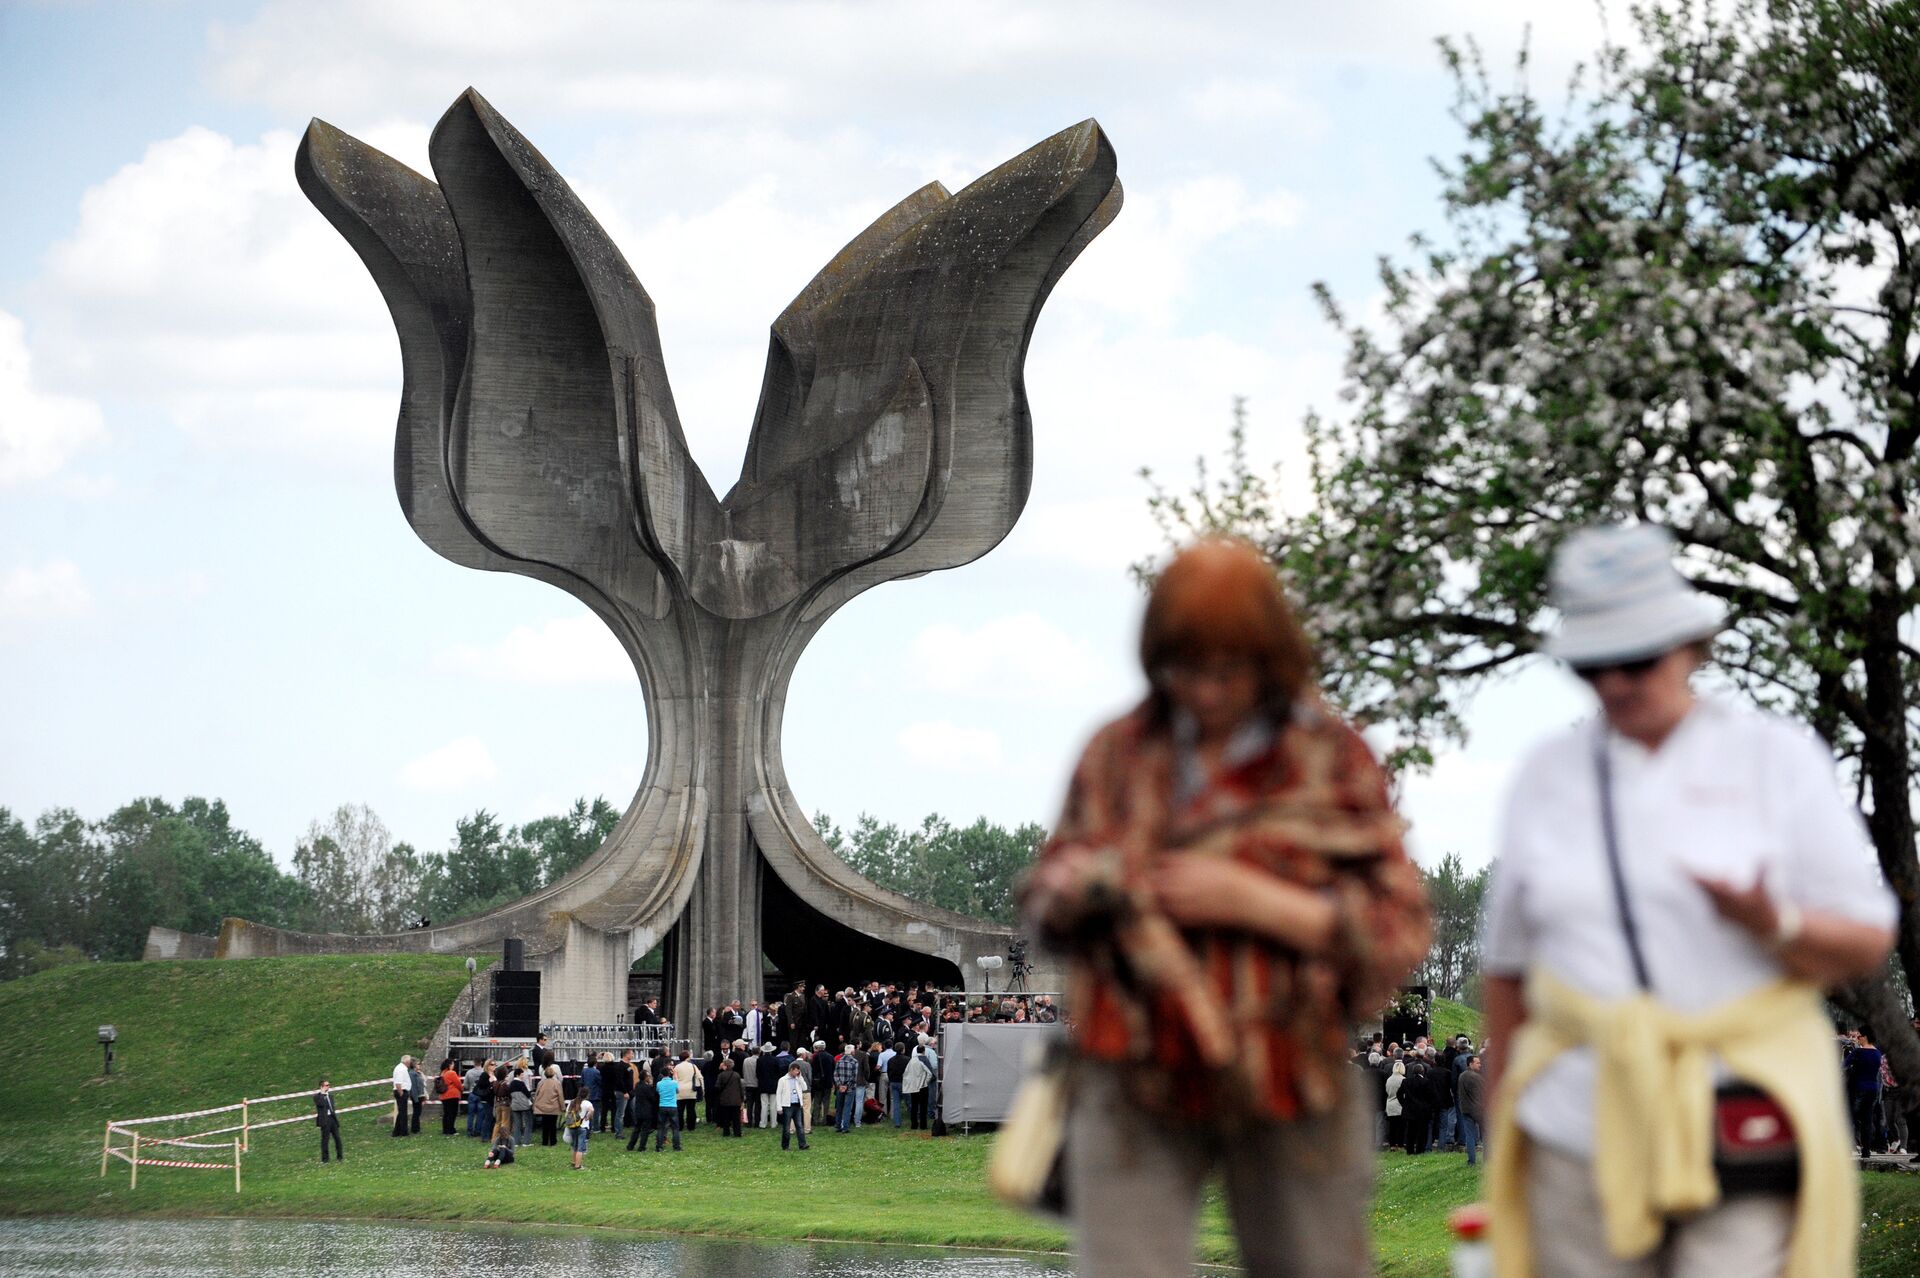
[241,1099,249,1153]
[233,1139,242,1193]
[129,1132,139,1190]
[99,1122,112,1178]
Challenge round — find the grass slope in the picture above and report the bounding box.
[0,959,1915,1277]
[1427,997,1480,1048]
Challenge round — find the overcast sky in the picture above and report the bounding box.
[2,0,1605,869]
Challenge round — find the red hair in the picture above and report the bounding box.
[1140,538,1315,723]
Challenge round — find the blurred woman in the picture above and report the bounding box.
[490,1063,512,1144]
[1021,538,1430,1278]
[1482,524,1896,1278]
[469,1059,495,1139]
[437,1057,463,1135]
[565,1088,595,1170]
[1384,1059,1406,1150]
[533,1063,564,1146]
[509,1059,535,1146]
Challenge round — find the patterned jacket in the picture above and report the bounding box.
[1027,700,1430,1122]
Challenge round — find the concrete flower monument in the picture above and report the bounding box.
[183,90,1119,1021]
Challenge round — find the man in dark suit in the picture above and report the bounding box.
[783,983,808,1041]
[809,985,834,1042]
[314,1078,343,1162]
[638,997,664,1025]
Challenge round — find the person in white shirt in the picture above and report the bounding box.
[775,1062,810,1150]
[745,1002,765,1049]
[876,1043,897,1119]
[390,1055,413,1138]
[1482,524,1896,1278]
[919,1033,941,1113]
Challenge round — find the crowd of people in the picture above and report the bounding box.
[1352,1033,1490,1165]
[338,977,1045,1168]
[689,981,1054,1056]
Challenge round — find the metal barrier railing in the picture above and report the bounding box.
[450,1022,686,1060]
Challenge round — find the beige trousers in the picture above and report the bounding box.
[1527,1143,1793,1278]
[1065,1064,1372,1278]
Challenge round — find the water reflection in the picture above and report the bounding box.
[0,1218,1070,1277]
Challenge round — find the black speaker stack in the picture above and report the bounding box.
[491,938,540,1037]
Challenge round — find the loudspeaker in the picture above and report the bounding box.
[490,968,541,1038]
[503,938,525,971]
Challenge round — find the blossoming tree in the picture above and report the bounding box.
[1150,0,1920,1071]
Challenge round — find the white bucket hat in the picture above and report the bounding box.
[1543,524,1725,666]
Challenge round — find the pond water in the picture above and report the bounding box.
[0,1217,1071,1277]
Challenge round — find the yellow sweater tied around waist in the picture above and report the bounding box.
[1487,971,1854,1278]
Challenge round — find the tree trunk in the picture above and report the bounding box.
[1856,593,1920,1082]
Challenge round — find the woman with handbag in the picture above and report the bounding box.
[509,1061,535,1146]
[469,1060,495,1139]
[490,1063,512,1145]
[563,1090,594,1170]
[1020,537,1431,1278]
[533,1064,564,1146]
[436,1058,463,1135]
[1481,524,1897,1278]
[1384,1059,1406,1151]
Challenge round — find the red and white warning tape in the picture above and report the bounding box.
[128,1157,234,1170]
[245,1098,389,1132]
[135,1134,234,1150]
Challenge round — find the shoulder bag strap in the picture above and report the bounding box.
[1594,726,1654,992]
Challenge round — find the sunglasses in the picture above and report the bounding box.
[1571,653,1665,682]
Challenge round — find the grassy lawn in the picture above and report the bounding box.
[1427,996,1480,1048]
[1,959,1916,1276]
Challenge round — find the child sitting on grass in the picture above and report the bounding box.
[483,1133,515,1169]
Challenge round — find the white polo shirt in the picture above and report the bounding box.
[1482,696,1895,1158]
[392,1062,411,1090]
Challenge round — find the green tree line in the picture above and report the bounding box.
[5,790,1487,998]
[0,795,619,980]
[812,811,1048,926]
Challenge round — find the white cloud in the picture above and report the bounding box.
[202,1,1609,131]
[399,735,500,790]
[0,311,103,485]
[0,559,94,624]
[119,570,213,606]
[1185,78,1330,138]
[204,1,1204,124]
[433,614,634,686]
[1062,175,1303,325]
[909,612,1110,699]
[896,720,1003,771]
[1008,495,1166,573]
[32,125,409,470]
